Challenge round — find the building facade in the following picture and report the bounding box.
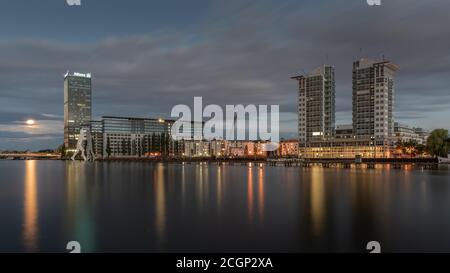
[299,138,391,159]
[414,128,430,145]
[275,140,299,157]
[183,141,212,157]
[294,59,400,159]
[393,123,429,145]
[83,117,205,159]
[335,124,354,139]
[352,59,398,145]
[182,140,268,158]
[292,65,335,145]
[90,120,104,156]
[101,116,173,158]
[64,72,92,151]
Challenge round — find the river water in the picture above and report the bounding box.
[1,160,450,253]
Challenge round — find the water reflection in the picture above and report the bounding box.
[181,164,186,206]
[196,164,204,209]
[216,166,223,212]
[257,167,264,221]
[154,163,166,247]
[66,162,95,252]
[247,166,266,223]
[23,160,38,252]
[247,167,254,222]
[3,161,449,253]
[310,167,326,236]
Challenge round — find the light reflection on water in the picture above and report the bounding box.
[310,168,325,237]
[23,160,38,252]
[0,161,449,252]
[65,162,95,252]
[247,166,254,222]
[154,163,166,248]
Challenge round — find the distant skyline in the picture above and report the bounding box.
[1,0,450,150]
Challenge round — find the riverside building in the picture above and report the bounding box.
[352,58,398,145]
[64,72,92,152]
[292,65,336,144]
[296,59,399,159]
[394,122,429,145]
[101,116,174,158]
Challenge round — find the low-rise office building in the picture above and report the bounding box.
[275,140,299,157]
[394,123,430,145]
[394,122,423,144]
[299,138,392,159]
[182,140,268,158]
[414,127,430,145]
[90,120,104,157]
[183,140,212,157]
[102,116,173,158]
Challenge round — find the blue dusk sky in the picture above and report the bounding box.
[1,0,450,150]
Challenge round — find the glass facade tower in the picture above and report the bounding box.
[64,72,92,151]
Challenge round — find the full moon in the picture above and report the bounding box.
[26,119,35,126]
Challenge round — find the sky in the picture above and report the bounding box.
[1,0,450,150]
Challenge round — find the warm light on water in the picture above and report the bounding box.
[0,161,449,252]
[23,160,38,252]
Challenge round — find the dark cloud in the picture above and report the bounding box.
[1,0,450,150]
[0,131,61,140]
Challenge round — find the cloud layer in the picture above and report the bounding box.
[1,0,450,150]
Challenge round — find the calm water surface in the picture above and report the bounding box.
[1,160,450,253]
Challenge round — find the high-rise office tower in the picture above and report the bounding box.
[352,59,398,143]
[292,65,335,144]
[64,72,92,151]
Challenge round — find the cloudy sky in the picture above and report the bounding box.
[1,0,450,150]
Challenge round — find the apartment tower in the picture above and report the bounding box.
[352,59,398,145]
[292,65,335,145]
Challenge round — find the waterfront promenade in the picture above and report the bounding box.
[1,154,439,170]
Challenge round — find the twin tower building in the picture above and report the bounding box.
[292,58,399,158]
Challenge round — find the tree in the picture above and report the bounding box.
[415,143,426,157]
[396,140,424,158]
[426,129,450,157]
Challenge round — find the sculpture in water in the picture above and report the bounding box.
[71,128,95,161]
